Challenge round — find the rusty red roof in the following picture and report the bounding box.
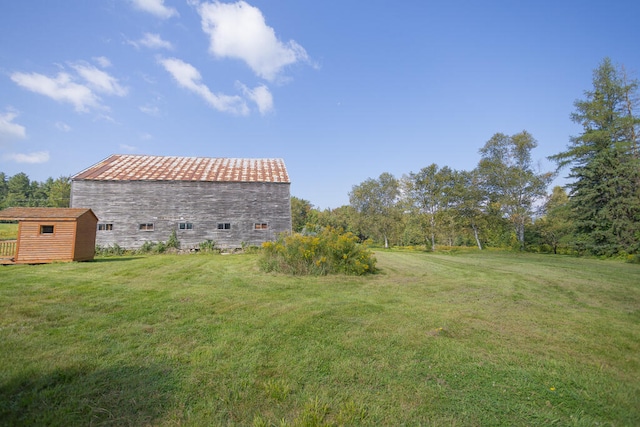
[72,154,290,183]
[0,207,97,220]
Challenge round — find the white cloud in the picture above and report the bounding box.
[4,151,50,164]
[139,104,161,116]
[239,83,273,115]
[197,1,310,82]
[93,56,112,68]
[159,57,249,115]
[10,71,100,112]
[121,143,139,151]
[0,109,27,142]
[131,0,178,19]
[55,121,72,132]
[70,62,128,96]
[10,62,127,112]
[136,33,174,50]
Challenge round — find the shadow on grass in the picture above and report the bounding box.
[0,364,177,426]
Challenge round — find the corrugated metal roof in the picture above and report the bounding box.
[72,154,290,183]
[0,207,96,220]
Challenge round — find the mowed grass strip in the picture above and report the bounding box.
[0,251,638,426]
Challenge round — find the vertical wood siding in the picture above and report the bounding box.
[71,180,291,249]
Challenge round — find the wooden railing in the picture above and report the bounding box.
[0,240,17,258]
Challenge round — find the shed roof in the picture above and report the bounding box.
[0,207,97,221]
[72,154,290,183]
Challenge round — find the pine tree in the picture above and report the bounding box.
[550,58,640,255]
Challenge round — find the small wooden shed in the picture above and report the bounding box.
[0,207,98,264]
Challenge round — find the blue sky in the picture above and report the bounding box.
[1,0,639,209]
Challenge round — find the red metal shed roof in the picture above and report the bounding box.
[72,154,290,183]
[0,207,97,221]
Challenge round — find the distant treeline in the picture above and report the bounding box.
[0,172,71,209]
[292,58,640,258]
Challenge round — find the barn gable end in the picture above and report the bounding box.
[71,154,292,250]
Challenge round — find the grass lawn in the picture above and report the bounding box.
[0,222,18,240]
[0,250,638,426]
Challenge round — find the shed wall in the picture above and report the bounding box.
[16,220,75,262]
[73,212,98,261]
[71,180,291,249]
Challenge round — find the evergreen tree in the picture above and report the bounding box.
[0,173,71,208]
[0,173,7,208]
[550,58,640,255]
[48,176,71,207]
[4,172,31,207]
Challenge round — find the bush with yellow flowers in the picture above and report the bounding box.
[259,227,376,275]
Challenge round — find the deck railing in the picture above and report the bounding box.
[0,240,17,258]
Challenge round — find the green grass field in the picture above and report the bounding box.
[0,250,638,426]
[0,222,18,240]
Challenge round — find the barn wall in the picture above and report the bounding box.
[16,220,75,262]
[73,212,98,261]
[71,180,291,249]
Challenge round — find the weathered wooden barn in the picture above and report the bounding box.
[0,207,98,264]
[70,154,291,250]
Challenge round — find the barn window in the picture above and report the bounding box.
[217,223,231,230]
[40,225,54,234]
[98,223,113,231]
[254,223,268,230]
[179,222,193,230]
[139,223,154,231]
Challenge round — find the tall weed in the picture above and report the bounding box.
[260,227,376,275]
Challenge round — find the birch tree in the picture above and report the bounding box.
[349,172,400,248]
[477,131,553,249]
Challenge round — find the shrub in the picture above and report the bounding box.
[259,227,377,276]
[137,241,166,254]
[138,241,156,254]
[95,243,126,256]
[155,241,167,254]
[241,241,261,254]
[198,239,219,253]
[166,230,180,249]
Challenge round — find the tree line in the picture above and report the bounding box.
[0,173,71,209]
[293,58,640,257]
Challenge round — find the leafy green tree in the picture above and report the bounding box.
[449,169,486,250]
[477,131,553,249]
[481,201,514,248]
[48,176,71,207]
[550,58,640,255]
[316,205,360,237]
[349,172,400,248]
[291,196,314,232]
[534,186,572,254]
[404,164,455,251]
